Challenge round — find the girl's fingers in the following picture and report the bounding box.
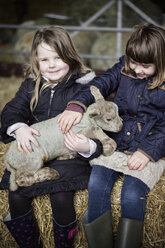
[128,159,139,170]
[58,111,83,133]
[63,120,77,133]
[75,133,85,140]
[57,112,64,123]
[73,115,83,125]
[17,141,23,152]
[64,135,73,147]
[30,136,40,148]
[64,141,74,151]
[21,143,31,154]
[64,137,75,151]
[137,163,146,171]
[129,161,144,170]
[64,133,76,148]
[59,119,69,133]
[131,163,140,170]
[31,128,40,136]
[17,139,37,154]
[66,130,76,140]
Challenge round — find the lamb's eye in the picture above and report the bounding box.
[106,118,111,121]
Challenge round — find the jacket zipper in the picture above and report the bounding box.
[47,88,55,118]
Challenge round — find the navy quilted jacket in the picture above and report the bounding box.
[68,56,165,161]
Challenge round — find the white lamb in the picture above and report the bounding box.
[4,86,123,191]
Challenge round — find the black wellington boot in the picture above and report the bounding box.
[4,209,43,248]
[115,217,143,248]
[53,217,78,248]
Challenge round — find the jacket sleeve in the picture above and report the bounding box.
[77,139,103,161]
[67,58,123,110]
[137,118,165,161]
[0,78,33,143]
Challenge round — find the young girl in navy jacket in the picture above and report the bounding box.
[0,26,102,248]
[58,23,165,248]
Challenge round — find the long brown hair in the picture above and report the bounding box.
[125,23,165,89]
[25,26,91,111]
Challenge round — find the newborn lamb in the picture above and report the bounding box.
[4,86,123,191]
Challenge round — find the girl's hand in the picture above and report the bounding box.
[58,110,83,133]
[64,130,90,153]
[127,151,149,171]
[14,126,40,154]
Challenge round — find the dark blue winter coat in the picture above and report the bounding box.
[68,56,165,162]
[0,72,103,197]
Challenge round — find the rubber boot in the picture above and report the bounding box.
[4,209,43,248]
[82,210,113,248]
[115,217,143,248]
[53,217,78,248]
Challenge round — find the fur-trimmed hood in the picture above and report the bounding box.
[76,71,96,84]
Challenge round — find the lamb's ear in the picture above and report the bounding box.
[88,108,101,118]
[90,86,104,102]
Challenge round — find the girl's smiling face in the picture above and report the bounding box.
[129,59,156,79]
[37,42,70,82]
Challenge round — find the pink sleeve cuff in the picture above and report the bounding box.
[66,104,84,114]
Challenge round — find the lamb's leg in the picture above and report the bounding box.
[15,166,60,187]
[83,126,117,156]
[7,166,18,191]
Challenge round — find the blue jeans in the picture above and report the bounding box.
[88,165,150,222]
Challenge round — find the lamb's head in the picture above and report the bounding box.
[86,86,123,132]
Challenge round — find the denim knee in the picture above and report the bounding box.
[88,165,118,222]
[121,175,150,221]
[88,166,108,194]
[88,165,118,197]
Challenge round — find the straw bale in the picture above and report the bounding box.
[90,32,131,70]
[0,76,23,114]
[0,142,165,248]
[13,31,34,64]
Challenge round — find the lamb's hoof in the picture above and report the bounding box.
[10,183,18,191]
[103,140,117,156]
